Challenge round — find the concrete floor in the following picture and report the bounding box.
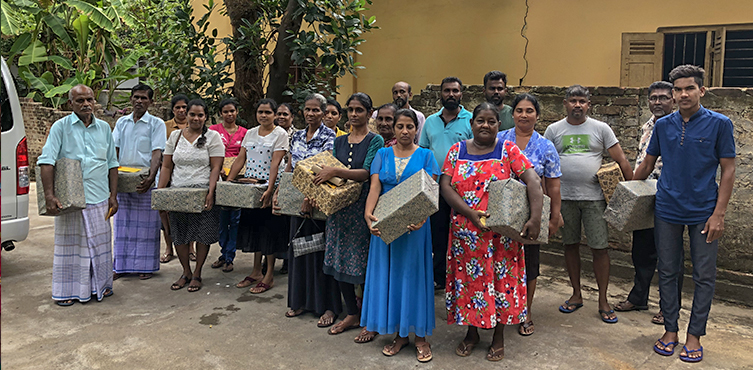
[2,186,753,370]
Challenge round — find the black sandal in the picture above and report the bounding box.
[187,276,202,292]
[171,275,191,291]
[518,321,534,336]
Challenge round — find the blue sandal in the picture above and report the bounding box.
[679,346,703,363]
[599,309,618,323]
[559,300,584,313]
[653,339,678,356]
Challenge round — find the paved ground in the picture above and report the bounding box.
[2,185,753,369]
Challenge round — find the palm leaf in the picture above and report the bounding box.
[18,40,48,66]
[43,14,75,48]
[67,0,116,32]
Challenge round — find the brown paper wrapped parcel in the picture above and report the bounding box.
[292,152,362,216]
[596,162,625,203]
[485,179,551,244]
[603,180,657,232]
[278,172,327,220]
[215,181,267,208]
[151,187,208,213]
[117,167,149,193]
[372,169,439,244]
[36,157,86,216]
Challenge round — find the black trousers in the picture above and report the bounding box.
[431,196,451,286]
[628,228,683,308]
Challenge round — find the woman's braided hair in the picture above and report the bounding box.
[187,99,209,148]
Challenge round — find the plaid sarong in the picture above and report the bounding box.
[52,200,113,302]
[113,190,161,273]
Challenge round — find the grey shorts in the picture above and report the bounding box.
[560,200,609,250]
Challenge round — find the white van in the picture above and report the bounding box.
[1,57,30,251]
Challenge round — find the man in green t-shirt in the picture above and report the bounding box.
[483,70,514,131]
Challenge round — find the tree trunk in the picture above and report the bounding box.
[266,0,303,105]
[224,0,264,127]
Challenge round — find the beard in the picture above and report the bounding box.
[393,97,407,108]
[486,93,503,106]
[441,97,460,111]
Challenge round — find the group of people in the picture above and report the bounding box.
[39,63,735,364]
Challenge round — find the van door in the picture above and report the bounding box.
[1,64,19,220]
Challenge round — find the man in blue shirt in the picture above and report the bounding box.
[38,84,120,306]
[635,65,736,363]
[419,76,473,289]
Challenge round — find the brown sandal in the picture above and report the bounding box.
[354,327,377,343]
[487,346,505,361]
[416,341,433,362]
[249,281,273,294]
[518,320,534,336]
[328,321,360,335]
[211,259,225,269]
[187,276,202,292]
[382,338,409,356]
[285,308,304,318]
[236,276,258,288]
[455,339,478,357]
[171,275,191,290]
[652,311,664,325]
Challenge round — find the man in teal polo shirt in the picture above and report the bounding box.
[483,71,514,131]
[419,76,473,289]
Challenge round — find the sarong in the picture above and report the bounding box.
[52,200,113,302]
[113,190,162,273]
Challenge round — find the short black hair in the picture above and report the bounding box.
[440,76,463,91]
[511,93,541,116]
[483,71,508,88]
[132,83,154,100]
[218,98,239,111]
[376,103,398,116]
[170,94,189,110]
[564,85,590,100]
[326,98,342,114]
[471,102,500,122]
[648,81,673,96]
[668,64,705,88]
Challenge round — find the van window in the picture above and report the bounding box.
[1,77,13,132]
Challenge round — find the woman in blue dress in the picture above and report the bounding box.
[362,109,440,363]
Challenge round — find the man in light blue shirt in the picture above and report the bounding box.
[38,84,119,306]
[418,76,473,289]
[111,84,166,280]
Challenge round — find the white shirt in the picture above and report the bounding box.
[165,129,225,188]
[112,111,166,167]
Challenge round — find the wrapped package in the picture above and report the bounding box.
[603,180,657,232]
[223,157,244,177]
[485,179,551,244]
[215,181,267,209]
[597,162,625,203]
[36,157,86,216]
[151,187,208,213]
[372,170,439,244]
[117,167,149,193]
[292,152,362,216]
[278,172,327,220]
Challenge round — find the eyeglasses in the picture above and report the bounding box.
[649,96,672,103]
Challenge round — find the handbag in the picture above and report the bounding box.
[290,218,326,258]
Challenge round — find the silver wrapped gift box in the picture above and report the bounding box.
[603,180,657,232]
[215,181,267,209]
[36,157,86,216]
[292,151,362,216]
[278,172,327,220]
[117,167,149,193]
[486,179,551,244]
[151,187,208,213]
[597,162,625,203]
[372,170,439,244]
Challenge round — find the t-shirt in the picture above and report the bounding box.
[647,107,736,224]
[209,123,248,157]
[544,117,619,201]
[241,126,289,180]
[498,104,515,131]
[164,129,225,188]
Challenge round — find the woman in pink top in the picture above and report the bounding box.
[208,99,248,272]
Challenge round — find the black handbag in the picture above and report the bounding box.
[290,218,325,258]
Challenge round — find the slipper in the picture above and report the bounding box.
[599,309,618,323]
[614,300,648,312]
[249,281,273,294]
[171,275,191,291]
[139,273,153,280]
[455,339,478,357]
[486,346,504,362]
[317,311,336,328]
[416,341,432,363]
[559,300,583,313]
[188,252,197,262]
[56,299,75,307]
[652,311,664,325]
[354,327,377,343]
[328,321,360,335]
[679,346,703,363]
[113,273,126,280]
[382,340,409,357]
[221,262,234,273]
[160,253,174,263]
[653,339,678,356]
[285,308,304,318]
[211,258,225,269]
[102,289,113,298]
[518,320,535,336]
[236,276,258,288]
[187,276,202,292]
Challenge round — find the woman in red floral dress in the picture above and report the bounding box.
[440,102,544,361]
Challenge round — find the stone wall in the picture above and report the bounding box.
[411,85,753,274]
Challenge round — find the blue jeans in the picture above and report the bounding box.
[218,208,241,263]
[654,217,718,337]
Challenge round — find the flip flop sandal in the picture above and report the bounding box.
[103,289,114,298]
[211,259,225,269]
[354,328,377,343]
[486,346,505,362]
[171,275,191,291]
[455,340,478,357]
[416,342,433,363]
[518,321,535,336]
[652,312,664,325]
[221,262,234,273]
[317,312,337,328]
[382,340,409,357]
[559,300,584,313]
[328,322,360,335]
[56,300,75,307]
[653,339,678,356]
[599,309,618,323]
[249,281,273,294]
[285,308,304,318]
[236,276,258,288]
[679,346,703,363]
[614,300,648,312]
[187,277,202,292]
[139,273,153,280]
[160,253,174,263]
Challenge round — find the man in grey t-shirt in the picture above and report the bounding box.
[544,85,633,324]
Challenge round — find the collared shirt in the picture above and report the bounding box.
[498,104,515,131]
[636,116,663,180]
[371,106,426,144]
[290,123,336,168]
[497,128,561,179]
[165,118,187,139]
[112,111,166,168]
[419,105,473,168]
[647,106,735,224]
[37,112,119,204]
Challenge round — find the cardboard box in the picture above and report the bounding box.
[372,170,439,244]
[36,157,86,216]
[292,152,362,216]
[151,187,208,213]
[215,181,267,208]
[597,162,625,203]
[117,167,149,193]
[278,172,327,220]
[603,180,657,232]
[223,157,244,177]
[486,179,551,244]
